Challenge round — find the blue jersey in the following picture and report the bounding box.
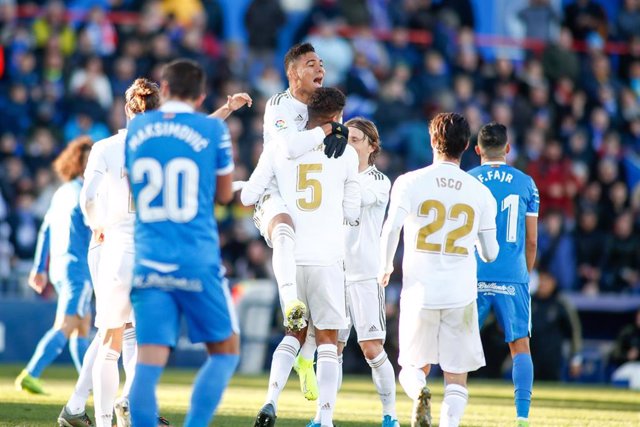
[124,103,233,272]
[33,179,92,285]
[469,162,539,284]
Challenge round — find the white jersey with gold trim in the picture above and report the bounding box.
[344,166,390,282]
[390,162,497,309]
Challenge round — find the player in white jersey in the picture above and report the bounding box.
[379,113,499,427]
[251,43,349,334]
[242,88,360,427]
[58,79,251,427]
[294,118,398,427]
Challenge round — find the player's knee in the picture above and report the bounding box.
[360,340,384,360]
[509,337,530,356]
[269,214,295,238]
[57,315,81,337]
[206,333,240,355]
[286,328,307,345]
[314,329,338,345]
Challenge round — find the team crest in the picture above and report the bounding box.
[275,119,286,129]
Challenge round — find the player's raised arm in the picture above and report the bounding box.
[240,145,276,206]
[378,176,410,286]
[216,123,235,204]
[209,92,253,120]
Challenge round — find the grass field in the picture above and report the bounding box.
[1,365,639,426]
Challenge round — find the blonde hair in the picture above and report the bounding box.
[345,117,381,166]
[125,78,160,114]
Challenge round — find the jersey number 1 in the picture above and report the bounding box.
[132,158,199,223]
[501,194,519,243]
[416,199,475,256]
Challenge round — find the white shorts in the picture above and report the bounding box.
[339,279,386,344]
[94,241,134,330]
[398,300,485,374]
[253,191,289,247]
[294,262,347,331]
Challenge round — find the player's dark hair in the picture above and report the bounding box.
[284,43,316,74]
[54,136,92,182]
[345,117,381,166]
[478,122,508,153]
[161,59,205,100]
[429,112,470,159]
[125,78,160,114]
[307,87,346,123]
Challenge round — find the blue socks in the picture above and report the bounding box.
[130,364,163,427]
[184,354,240,427]
[69,336,89,373]
[26,328,68,378]
[512,353,534,418]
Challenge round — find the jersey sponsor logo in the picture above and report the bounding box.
[295,114,304,122]
[477,282,516,296]
[132,272,203,292]
[368,324,378,332]
[275,119,286,129]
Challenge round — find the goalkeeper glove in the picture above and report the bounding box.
[324,122,349,158]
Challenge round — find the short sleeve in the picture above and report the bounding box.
[526,176,540,217]
[388,174,411,215]
[216,120,234,176]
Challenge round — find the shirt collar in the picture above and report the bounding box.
[287,88,308,114]
[160,100,194,113]
[436,161,460,168]
[483,161,506,166]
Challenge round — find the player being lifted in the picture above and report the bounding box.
[469,123,539,427]
[379,113,499,427]
[125,59,239,427]
[241,87,360,427]
[250,42,349,335]
[295,117,399,427]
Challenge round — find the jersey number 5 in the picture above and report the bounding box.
[415,199,475,256]
[297,163,322,211]
[132,158,199,223]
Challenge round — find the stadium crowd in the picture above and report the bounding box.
[1,0,640,301]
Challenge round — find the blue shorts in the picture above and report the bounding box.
[130,265,238,347]
[53,279,92,319]
[477,282,530,343]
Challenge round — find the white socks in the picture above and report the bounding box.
[367,351,397,418]
[121,328,137,397]
[271,224,298,305]
[66,334,100,414]
[440,384,468,427]
[399,366,426,401]
[265,335,300,411]
[316,344,339,427]
[93,346,120,427]
[337,353,344,392]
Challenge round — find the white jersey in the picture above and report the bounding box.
[253,141,361,265]
[390,162,497,309]
[344,166,390,282]
[82,129,134,248]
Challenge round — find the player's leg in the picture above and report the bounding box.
[437,303,486,427]
[69,282,93,373]
[493,283,534,426]
[294,327,319,401]
[350,279,398,426]
[267,212,306,331]
[119,323,137,397]
[128,286,179,427]
[397,304,436,427]
[59,333,100,425]
[93,326,125,427]
[17,282,84,394]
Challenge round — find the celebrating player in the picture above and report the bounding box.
[15,137,93,396]
[125,59,239,427]
[250,42,349,336]
[242,87,360,427]
[469,122,539,427]
[379,112,499,427]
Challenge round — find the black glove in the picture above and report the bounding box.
[324,122,349,158]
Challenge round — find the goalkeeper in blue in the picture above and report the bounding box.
[125,59,239,427]
[469,122,539,427]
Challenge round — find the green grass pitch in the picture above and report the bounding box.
[1,364,639,426]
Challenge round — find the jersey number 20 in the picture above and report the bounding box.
[132,158,199,223]
[415,199,475,256]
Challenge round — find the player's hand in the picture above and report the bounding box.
[28,270,48,294]
[323,133,347,158]
[92,228,104,244]
[378,270,392,288]
[231,181,246,193]
[226,93,252,111]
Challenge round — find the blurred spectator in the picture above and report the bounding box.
[32,0,76,56]
[562,0,607,41]
[537,210,576,290]
[81,6,117,57]
[601,211,640,293]
[69,56,113,111]
[244,0,285,79]
[63,112,110,143]
[161,0,204,28]
[530,269,583,381]
[0,84,33,137]
[574,209,605,293]
[542,27,580,83]
[7,192,40,262]
[518,0,560,42]
[616,0,640,41]
[610,309,640,389]
[304,19,354,87]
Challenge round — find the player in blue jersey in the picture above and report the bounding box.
[15,137,94,396]
[125,59,239,427]
[469,123,539,427]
